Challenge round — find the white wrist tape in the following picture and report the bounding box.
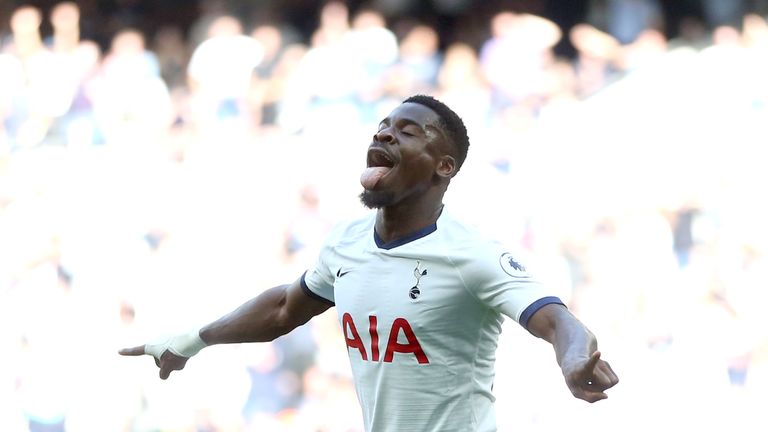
[145,329,208,359]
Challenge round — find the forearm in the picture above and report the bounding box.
[199,284,297,345]
[550,312,598,371]
[530,305,597,370]
[530,305,619,400]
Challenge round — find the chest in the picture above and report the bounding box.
[331,248,489,345]
[333,249,464,309]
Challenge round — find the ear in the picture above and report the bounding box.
[436,155,457,179]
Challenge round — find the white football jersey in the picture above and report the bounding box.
[302,208,563,432]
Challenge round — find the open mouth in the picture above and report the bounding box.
[367,148,395,168]
[361,148,395,190]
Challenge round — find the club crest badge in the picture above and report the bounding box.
[499,253,530,278]
[409,261,427,301]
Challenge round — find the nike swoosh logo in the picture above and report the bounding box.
[336,268,351,278]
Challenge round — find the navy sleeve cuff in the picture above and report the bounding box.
[300,271,335,306]
[519,296,565,330]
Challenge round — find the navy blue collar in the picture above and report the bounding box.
[374,222,437,250]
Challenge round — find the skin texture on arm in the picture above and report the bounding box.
[199,277,332,345]
[119,276,332,379]
[526,303,619,402]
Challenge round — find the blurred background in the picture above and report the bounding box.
[1,0,767,431]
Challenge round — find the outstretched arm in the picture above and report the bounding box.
[199,277,332,344]
[526,304,619,402]
[119,276,332,379]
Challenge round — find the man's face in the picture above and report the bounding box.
[359,102,454,209]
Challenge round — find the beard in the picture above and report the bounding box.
[359,189,396,209]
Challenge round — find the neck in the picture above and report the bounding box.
[14,34,43,58]
[375,198,444,244]
[53,31,80,53]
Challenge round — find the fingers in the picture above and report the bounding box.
[594,359,620,390]
[586,364,618,402]
[118,345,146,356]
[572,377,610,403]
[584,350,601,373]
[565,352,619,403]
[159,366,172,380]
[601,359,619,382]
[118,344,164,370]
[119,340,189,381]
[578,389,609,403]
[568,377,608,403]
[119,343,168,363]
[158,351,187,380]
[584,351,619,391]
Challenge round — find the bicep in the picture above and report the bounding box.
[282,277,333,328]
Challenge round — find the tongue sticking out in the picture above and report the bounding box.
[360,167,391,189]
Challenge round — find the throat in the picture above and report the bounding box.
[374,204,444,244]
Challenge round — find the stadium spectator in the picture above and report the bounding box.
[187,15,263,133]
[92,28,172,149]
[479,11,562,115]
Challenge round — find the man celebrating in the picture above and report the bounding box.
[120,95,619,431]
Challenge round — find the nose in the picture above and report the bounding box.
[373,127,394,144]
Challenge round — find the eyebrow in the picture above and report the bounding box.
[378,117,438,133]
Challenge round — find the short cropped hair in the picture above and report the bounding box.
[403,94,470,172]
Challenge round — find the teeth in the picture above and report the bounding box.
[371,151,393,167]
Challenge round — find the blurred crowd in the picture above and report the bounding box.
[1,1,767,431]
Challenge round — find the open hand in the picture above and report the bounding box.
[562,351,619,402]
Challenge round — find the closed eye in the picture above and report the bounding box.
[401,126,422,137]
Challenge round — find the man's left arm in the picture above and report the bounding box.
[526,304,619,402]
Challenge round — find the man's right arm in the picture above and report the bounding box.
[200,276,332,344]
[119,276,332,379]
